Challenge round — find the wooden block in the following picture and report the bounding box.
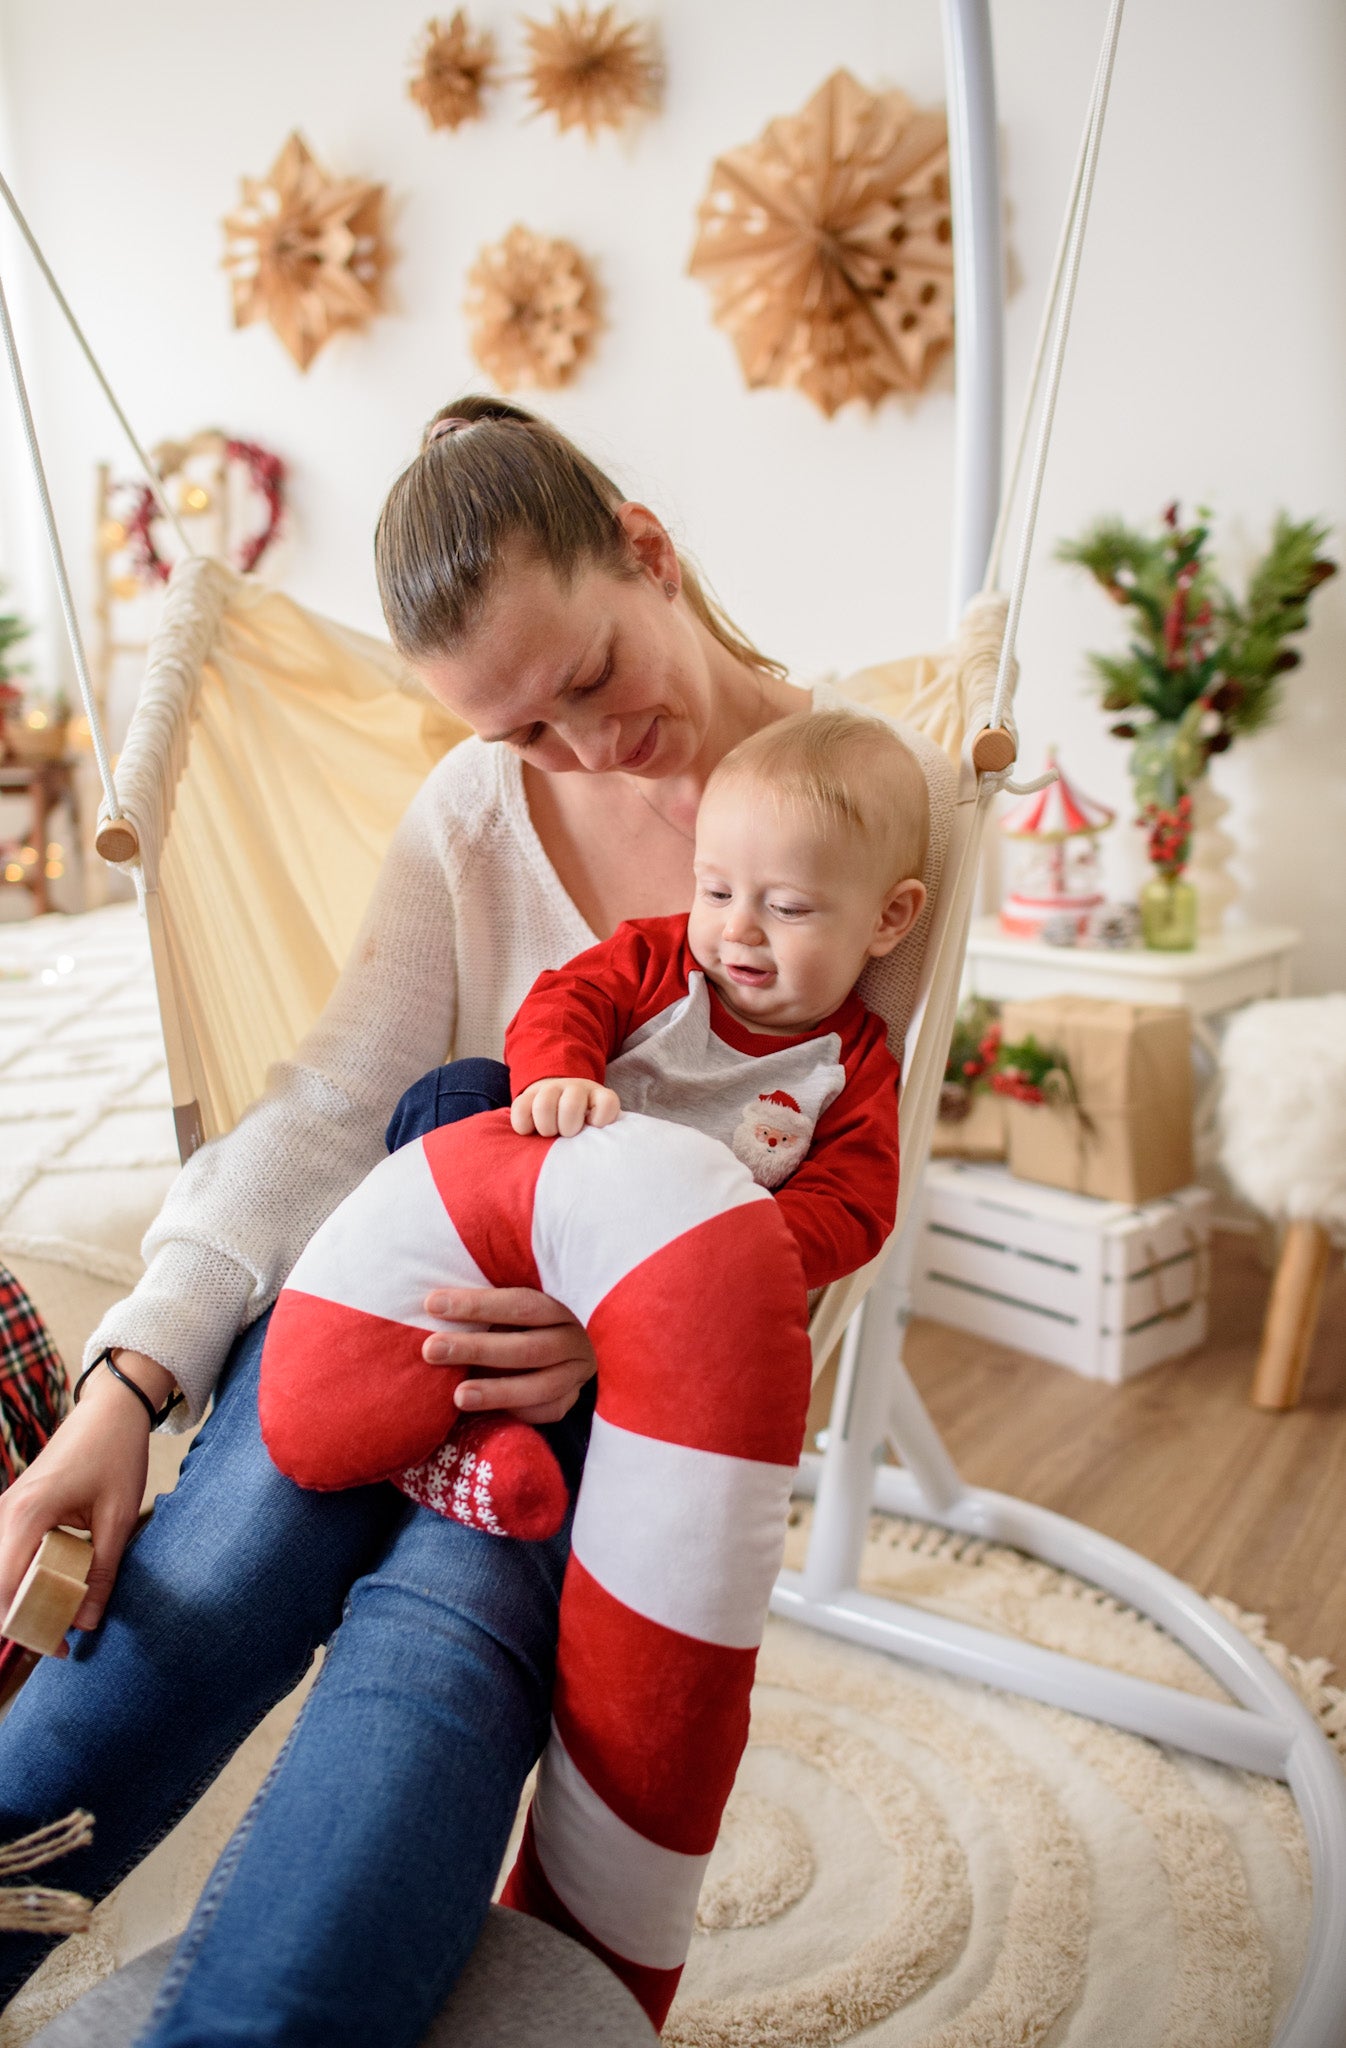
[2,1530,93,1656]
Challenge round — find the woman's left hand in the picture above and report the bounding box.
[421,1286,596,1425]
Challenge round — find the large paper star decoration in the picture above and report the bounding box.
[689,70,955,417]
[222,133,390,372]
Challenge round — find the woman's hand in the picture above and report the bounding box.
[0,1353,167,1650]
[421,1287,596,1426]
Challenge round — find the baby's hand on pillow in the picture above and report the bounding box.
[511,1077,621,1138]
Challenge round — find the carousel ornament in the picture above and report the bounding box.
[464,223,599,390]
[688,69,954,417]
[999,749,1115,944]
[222,133,390,372]
[408,13,497,131]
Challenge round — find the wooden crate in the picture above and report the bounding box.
[912,1160,1213,1382]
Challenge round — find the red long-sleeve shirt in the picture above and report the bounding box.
[505,914,900,1290]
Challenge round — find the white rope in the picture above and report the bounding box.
[0,262,122,821]
[984,51,1108,593]
[0,169,191,552]
[987,0,1126,735]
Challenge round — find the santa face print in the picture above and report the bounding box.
[730,1092,813,1189]
[688,780,913,1034]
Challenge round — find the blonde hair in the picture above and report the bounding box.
[374,394,785,679]
[704,708,930,886]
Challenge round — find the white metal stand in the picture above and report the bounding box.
[776,7,1346,2044]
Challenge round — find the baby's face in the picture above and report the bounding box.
[688,780,920,1034]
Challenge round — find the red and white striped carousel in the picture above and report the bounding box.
[998,746,1114,940]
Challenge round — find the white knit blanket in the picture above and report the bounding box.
[0,903,177,1382]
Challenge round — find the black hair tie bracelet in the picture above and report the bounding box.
[72,1348,184,1430]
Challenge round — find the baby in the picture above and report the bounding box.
[259,707,928,1537]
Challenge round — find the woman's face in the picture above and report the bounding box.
[412,525,715,781]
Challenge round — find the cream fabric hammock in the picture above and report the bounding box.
[96,558,472,1152]
[93,550,1008,1345]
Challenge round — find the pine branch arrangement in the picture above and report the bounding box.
[0,580,30,717]
[1058,504,1335,803]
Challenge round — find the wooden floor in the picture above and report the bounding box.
[808,1230,1346,1675]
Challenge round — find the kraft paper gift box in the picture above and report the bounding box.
[1000,996,1194,1203]
[931,1090,1007,1160]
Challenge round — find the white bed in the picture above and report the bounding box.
[0,901,185,1496]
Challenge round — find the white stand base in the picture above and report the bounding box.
[781,1238,1346,2048]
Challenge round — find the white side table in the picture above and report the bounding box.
[963,918,1299,1015]
[962,917,1301,1176]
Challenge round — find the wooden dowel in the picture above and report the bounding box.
[95,816,139,863]
[1250,1218,1333,1411]
[971,726,1017,774]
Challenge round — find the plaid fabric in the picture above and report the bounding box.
[0,1263,68,1490]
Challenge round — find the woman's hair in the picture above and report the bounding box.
[374,395,784,679]
[705,708,931,887]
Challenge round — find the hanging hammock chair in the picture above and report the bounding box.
[2,1,1344,2040]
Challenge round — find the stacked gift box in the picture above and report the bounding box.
[917,995,1212,1382]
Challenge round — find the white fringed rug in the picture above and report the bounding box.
[665,1508,1344,2048]
[5,1511,1342,2046]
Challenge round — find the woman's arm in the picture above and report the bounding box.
[0,1348,168,1640]
[85,776,466,1425]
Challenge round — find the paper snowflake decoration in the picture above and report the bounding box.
[221,133,389,372]
[521,5,662,139]
[464,224,599,390]
[688,69,955,417]
[409,12,497,131]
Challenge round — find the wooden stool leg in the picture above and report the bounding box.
[1251,1219,1333,1411]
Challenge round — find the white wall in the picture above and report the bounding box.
[1,0,1343,980]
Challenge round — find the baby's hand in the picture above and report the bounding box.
[511,1077,621,1138]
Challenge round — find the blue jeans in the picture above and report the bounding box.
[0,1059,596,2047]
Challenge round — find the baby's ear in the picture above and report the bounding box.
[868,878,926,958]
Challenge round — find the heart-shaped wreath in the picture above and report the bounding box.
[117,437,287,585]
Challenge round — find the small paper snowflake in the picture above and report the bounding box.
[464,224,599,390]
[521,5,662,139]
[409,12,497,131]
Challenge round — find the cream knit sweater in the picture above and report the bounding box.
[86,689,832,1426]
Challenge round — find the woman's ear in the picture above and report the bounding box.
[867,878,926,958]
[614,502,680,594]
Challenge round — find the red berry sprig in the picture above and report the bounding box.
[1139,792,1193,877]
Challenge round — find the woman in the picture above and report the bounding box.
[0,396,814,2045]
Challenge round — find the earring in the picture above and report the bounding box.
[664,580,677,599]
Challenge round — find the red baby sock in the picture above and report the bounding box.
[396,1414,569,1541]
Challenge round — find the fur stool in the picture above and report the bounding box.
[1219,994,1346,1408]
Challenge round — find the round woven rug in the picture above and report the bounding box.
[665,1507,1345,2048]
[5,1509,1342,2047]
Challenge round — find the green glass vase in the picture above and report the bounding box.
[1139,871,1197,951]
